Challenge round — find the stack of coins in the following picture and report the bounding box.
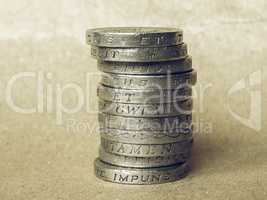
[86,27,197,185]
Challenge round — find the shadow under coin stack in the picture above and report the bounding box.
[86,27,197,185]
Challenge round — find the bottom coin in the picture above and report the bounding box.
[99,147,191,168]
[94,158,190,185]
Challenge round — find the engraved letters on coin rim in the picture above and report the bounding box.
[87,27,183,47]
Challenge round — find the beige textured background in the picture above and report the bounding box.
[0,0,267,199]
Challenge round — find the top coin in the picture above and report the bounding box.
[86,27,183,47]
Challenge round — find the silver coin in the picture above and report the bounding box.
[97,56,192,75]
[100,70,197,90]
[91,44,187,62]
[99,112,192,131]
[97,84,192,103]
[87,27,183,47]
[94,158,189,185]
[101,138,193,157]
[99,148,191,168]
[99,98,193,117]
[100,127,193,144]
